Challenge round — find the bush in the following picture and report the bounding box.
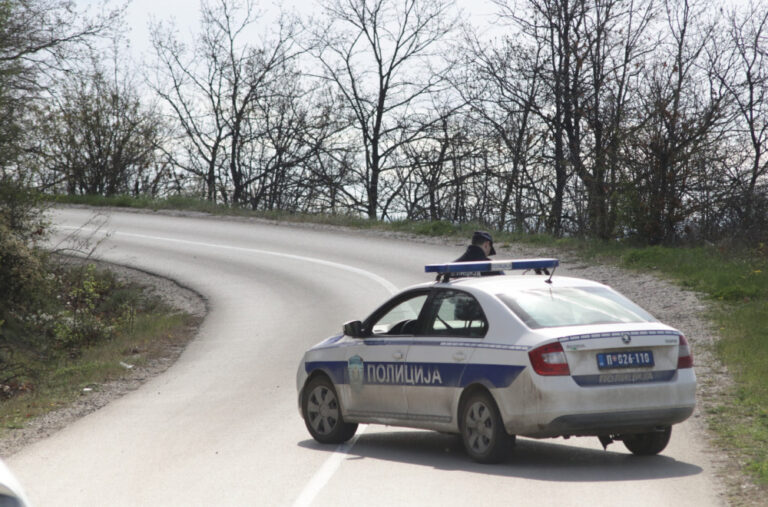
[0,182,51,388]
[0,220,47,312]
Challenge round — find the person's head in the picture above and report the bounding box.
[471,231,496,256]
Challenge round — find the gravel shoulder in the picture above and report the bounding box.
[2,209,760,504]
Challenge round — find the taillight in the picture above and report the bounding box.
[677,335,694,368]
[529,342,570,376]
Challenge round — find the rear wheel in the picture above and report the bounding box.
[459,390,515,463]
[302,376,358,444]
[623,426,672,455]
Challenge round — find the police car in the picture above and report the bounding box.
[296,259,696,463]
[0,458,30,507]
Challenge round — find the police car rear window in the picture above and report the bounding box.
[497,286,656,329]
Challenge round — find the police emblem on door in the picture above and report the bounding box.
[348,355,364,391]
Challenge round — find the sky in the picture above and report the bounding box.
[78,0,750,80]
[82,0,750,64]
[107,0,497,60]
[123,0,291,58]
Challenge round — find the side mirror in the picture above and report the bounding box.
[343,320,364,338]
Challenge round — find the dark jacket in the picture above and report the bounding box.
[454,245,502,276]
[454,245,490,263]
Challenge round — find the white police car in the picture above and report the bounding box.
[296,259,696,463]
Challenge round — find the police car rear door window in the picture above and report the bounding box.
[425,290,488,338]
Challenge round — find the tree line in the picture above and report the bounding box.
[3,0,767,245]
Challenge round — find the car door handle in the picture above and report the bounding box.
[453,351,467,361]
[393,351,404,360]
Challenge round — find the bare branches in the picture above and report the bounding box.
[0,1,125,75]
[308,0,457,219]
[709,0,768,234]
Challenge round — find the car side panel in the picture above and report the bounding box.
[303,336,411,424]
[400,339,529,431]
[402,338,474,425]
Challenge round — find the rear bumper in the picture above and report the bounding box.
[536,406,694,437]
[495,368,697,438]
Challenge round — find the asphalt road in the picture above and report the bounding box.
[8,207,725,506]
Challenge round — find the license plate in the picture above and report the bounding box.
[597,350,654,369]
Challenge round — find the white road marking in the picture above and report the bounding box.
[57,226,399,293]
[291,424,368,507]
[58,224,396,505]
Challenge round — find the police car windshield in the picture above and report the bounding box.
[498,286,656,329]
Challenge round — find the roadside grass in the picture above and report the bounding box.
[49,194,768,486]
[0,310,194,432]
[0,263,198,436]
[709,300,768,483]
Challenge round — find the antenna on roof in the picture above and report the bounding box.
[425,258,559,283]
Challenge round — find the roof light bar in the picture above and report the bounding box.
[424,258,559,274]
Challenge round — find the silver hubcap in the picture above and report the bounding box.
[307,385,339,435]
[465,401,494,454]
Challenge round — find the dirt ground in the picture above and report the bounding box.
[0,217,761,505]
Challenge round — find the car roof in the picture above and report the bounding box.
[410,274,608,295]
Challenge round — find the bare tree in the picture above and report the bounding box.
[38,43,168,197]
[307,0,457,219]
[243,71,348,212]
[713,1,768,238]
[578,0,656,239]
[150,0,301,203]
[626,0,727,244]
[394,106,473,222]
[454,25,547,232]
[150,13,228,201]
[0,0,124,177]
[493,0,590,236]
[0,0,123,77]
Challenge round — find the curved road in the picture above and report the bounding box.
[8,207,724,506]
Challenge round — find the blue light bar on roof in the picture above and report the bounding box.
[424,258,559,274]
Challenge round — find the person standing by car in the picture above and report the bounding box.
[454,231,496,262]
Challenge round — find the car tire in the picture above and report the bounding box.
[302,376,358,444]
[459,390,515,463]
[623,426,672,455]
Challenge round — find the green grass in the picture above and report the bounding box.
[616,245,767,302]
[713,299,768,484]
[50,193,373,225]
[0,310,195,433]
[51,193,236,214]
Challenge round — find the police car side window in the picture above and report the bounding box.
[425,290,487,338]
[369,293,429,335]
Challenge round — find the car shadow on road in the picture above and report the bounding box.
[298,428,703,482]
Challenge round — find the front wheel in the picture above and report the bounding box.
[623,426,672,455]
[459,390,515,463]
[302,376,358,444]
